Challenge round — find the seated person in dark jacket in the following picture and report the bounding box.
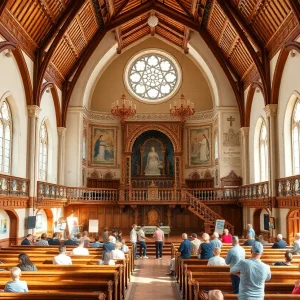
[199,233,213,259]
[48,232,61,245]
[272,234,287,249]
[243,234,256,246]
[17,253,38,271]
[64,234,78,246]
[273,251,293,266]
[103,235,116,254]
[21,234,33,246]
[178,233,191,259]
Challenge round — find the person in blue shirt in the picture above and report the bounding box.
[91,235,103,248]
[210,232,222,249]
[178,233,191,259]
[225,236,246,294]
[4,267,28,292]
[230,242,271,300]
[167,233,191,275]
[272,233,287,249]
[243,234,256,246]
[21,234,32,246]
[199,233,213,259]
[64,234,78,246]
[247,224,255,238]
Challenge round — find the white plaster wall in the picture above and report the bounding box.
[39,92,58,183]
[0,210,10,239]
[21,51,34,85]
[249,91,266,183]
[0,53,28,178]
[276,52,300,178]
[15,208,27,238]
[65,110,83,186]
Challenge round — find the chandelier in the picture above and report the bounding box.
[111,94,136,123]
[169,94,195,122]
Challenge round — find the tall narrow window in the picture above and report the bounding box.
[259,121,268,181]
[82,130,87,160]
[0,101,12,173]
[292,101,300,174]
[39,122,48,181]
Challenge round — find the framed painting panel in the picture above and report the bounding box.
[0,219,7,234]
[36,214,42,230]
[89,125,118,167]
[186,125,212,168]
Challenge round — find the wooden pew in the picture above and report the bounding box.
[0,292,104,300]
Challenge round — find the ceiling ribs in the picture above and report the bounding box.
[287,0,300,23]
[0,0,10,17]
[76,15,88,44]
[115,26,123,53]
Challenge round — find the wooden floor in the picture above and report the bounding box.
[125,255,180,300]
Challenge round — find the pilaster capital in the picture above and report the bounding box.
[264,104,278,117]
[27,105,41,118]
[57,127,67,136]
[239,127,250,137]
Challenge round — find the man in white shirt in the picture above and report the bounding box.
[207,247,227,266]
[289,232,300,254]
[53,245,72,265]
[70,241,89,255]
[130,224,137,259]
[112,242,125,259]
[190,233,201,255]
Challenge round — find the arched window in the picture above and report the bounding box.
[292,101,300,174]
[39,122,48,181]
[0,101,12,173]
[82,130,87,160]
[259,121,268,181]
[214,133,218,160]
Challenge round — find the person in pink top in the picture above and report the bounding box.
[292,264,300,294]
[221,229,233,243]
[153,225,165,259]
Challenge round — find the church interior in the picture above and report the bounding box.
[0,0,300,299]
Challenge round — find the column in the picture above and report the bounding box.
[240,127,250,185]
[57,127,67,185]
[27,105,41,205]
[264,104,278,198]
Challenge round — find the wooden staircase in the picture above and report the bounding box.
[186,191,234,234]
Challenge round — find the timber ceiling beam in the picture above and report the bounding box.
[115,27,123,54]
[224,0,264,51]
[0,0,9,17]
[288,0,300,23]
[175,0,193,19]
[183,27,190,54]
[34,0,86,106]
[217,0,270,104]
[107,0,115,17]
[114,0,130,17]
[121,20,147,36]
[190,0,198,19]
[158,19,184,37]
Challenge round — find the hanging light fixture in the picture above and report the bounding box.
[111,94,136,123]
[170,94,195,122]
[147,14,159,27]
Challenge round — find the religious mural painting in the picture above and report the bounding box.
[35,214,43,230]
[90,125,118,167]
[0,219,7,234]
[187,125,212,168]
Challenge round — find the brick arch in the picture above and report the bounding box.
[271,42,300,105]
[0,41,33,106]
[41,82,62,127]
[125,124,180,153]
[245,81,264,127]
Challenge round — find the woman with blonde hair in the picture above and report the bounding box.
[198,233,213,259]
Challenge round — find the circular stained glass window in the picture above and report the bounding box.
[124,50,181,103]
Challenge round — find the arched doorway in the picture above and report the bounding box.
[35,208,53,235]
[287,209,300,245]
[0,209,19,247]
[253,208,270,238]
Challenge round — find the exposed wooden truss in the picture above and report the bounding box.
[0,0,299,127]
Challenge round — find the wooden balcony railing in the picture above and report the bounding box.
[0,174,29,197]
[131,179,174,188]
[187,188,238,201]
[276,175,300,197]
[124,188,181,201]
[67,187,119,202]
[38,181,67,199]
[239,181,269,199]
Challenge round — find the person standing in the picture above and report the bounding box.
[130,224,138,259]
[102,227,109,243]
[225,236,245,294]
[138,226,149,259]
[230,242,271,299]
[153,225,164,259]
[247,224,255,238]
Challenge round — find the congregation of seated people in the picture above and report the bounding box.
[170,223,300,298]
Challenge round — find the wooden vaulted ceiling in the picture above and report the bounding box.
[0,0,299,125]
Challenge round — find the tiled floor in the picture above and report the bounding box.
[125,256,181,300]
